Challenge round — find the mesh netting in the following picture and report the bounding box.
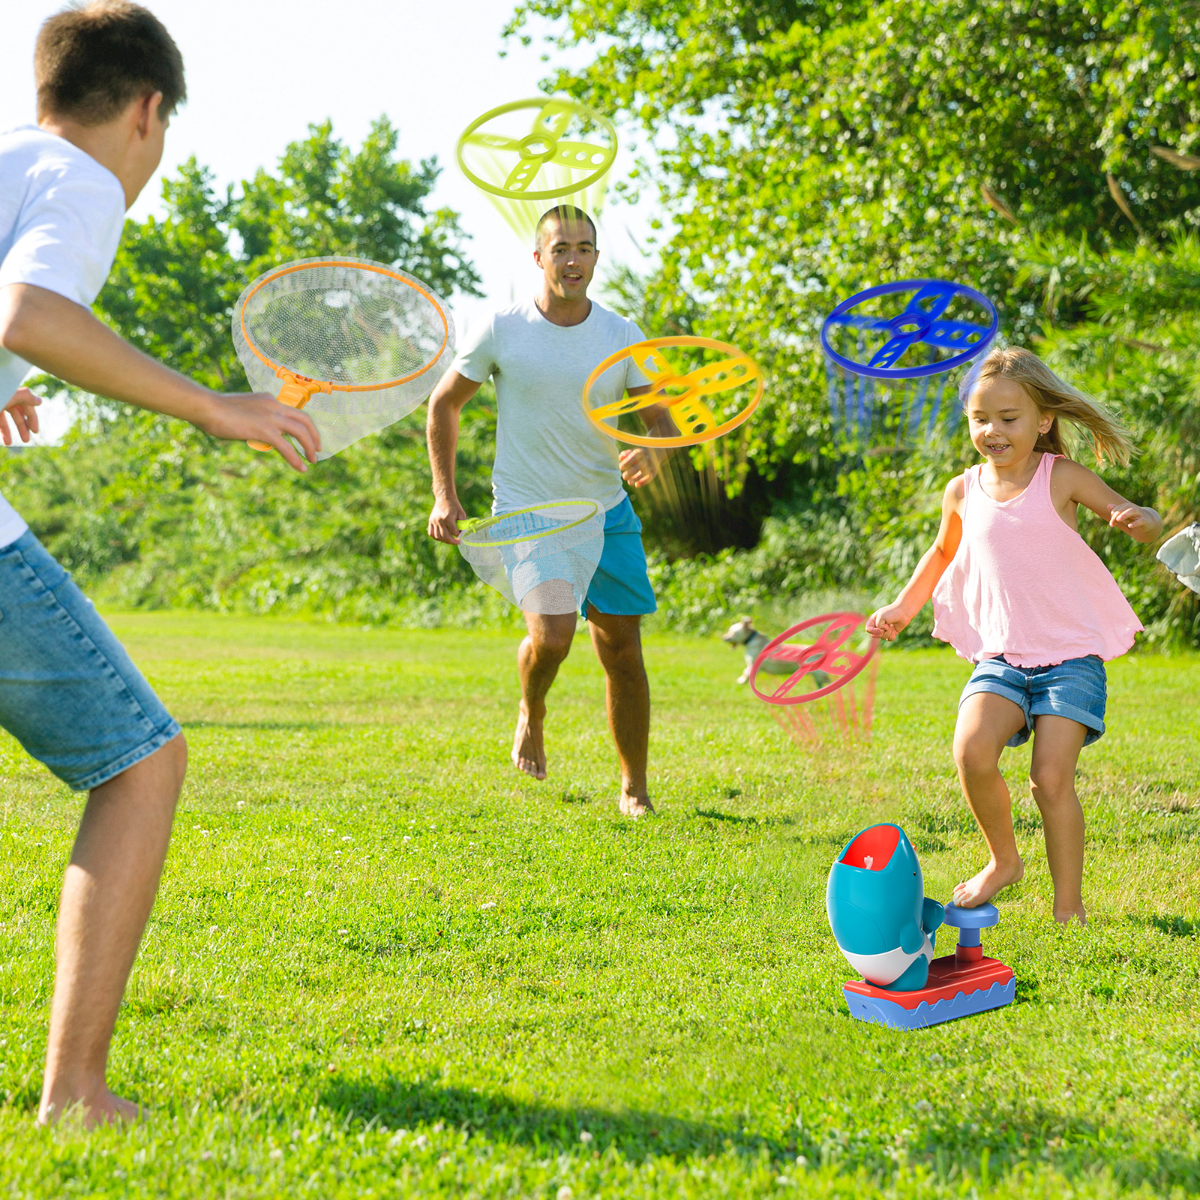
[232,257,455,458]
[458,499,605,615]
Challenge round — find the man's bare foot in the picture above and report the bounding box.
[38,1086,143,1129]
[619,792,655,818]
[1053,902,1087,927]
[511,701,547,780]
[952,857,1024,907]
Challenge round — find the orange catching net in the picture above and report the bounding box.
[232,256,455,458]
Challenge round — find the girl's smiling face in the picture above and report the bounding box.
[966,376,1054,467]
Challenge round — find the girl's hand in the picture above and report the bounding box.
[866,603,910,642]
[1108,502,1163,544]
[1,387,42,445]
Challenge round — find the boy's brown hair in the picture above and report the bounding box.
[35,1,185,126]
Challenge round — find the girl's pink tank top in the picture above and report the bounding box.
[931,453,1142,667]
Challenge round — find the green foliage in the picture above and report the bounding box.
[0,119,503,623]
[2,615,1199,1196]
[1020,230,1200,643]
[4,20,1198,643]
[511,0,1200,643]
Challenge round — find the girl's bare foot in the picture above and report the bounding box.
[619,791,655,817]
[511,701,547,780]
[952,857,1025,907]
[1053,901,1087,927]
[39,1085,143,1128]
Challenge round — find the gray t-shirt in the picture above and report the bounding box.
[453,298,648,513]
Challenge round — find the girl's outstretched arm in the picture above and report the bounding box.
[1050,458,1163,545]
[866,474,964,640]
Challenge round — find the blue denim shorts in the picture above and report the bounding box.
[0,531,180,790]
[581,496,656,619]
[960,654,1107,747]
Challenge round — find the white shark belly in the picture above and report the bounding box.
[838,935,934,987]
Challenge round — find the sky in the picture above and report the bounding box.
[1,0,662,442]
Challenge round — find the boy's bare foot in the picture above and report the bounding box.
[512,701,547,780]
[1053,902,1087,927]
[619,791,655,818]
[39,1086,143,1129]
[952,857,1024,907]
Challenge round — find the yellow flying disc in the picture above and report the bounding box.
[581,336,763,449]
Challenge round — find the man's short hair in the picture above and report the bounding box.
[534,205,597,250]
[35,1,186,125]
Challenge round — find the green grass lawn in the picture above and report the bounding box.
[1,612,1198,1198]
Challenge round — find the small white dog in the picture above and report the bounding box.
[722,616,829,686]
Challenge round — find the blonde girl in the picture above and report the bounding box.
[866,347,1162,925]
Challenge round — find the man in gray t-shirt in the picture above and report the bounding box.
[427,206,673,816]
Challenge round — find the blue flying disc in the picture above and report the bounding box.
[821,280,998,380]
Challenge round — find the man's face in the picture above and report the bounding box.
[534,218,598,300]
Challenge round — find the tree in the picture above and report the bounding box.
[508,0,1200,643]
[1019,228,1200,642]
[1,119,501,623]
[509,0,1200,476]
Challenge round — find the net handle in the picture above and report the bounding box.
[247,371,331,453]
[459,498,602,547]
[238,259,450,391]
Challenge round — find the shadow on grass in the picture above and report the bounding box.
[694,808,798,828]
[317,1078,1200,1192]
[1141,914,1198,939]
[319,1075,790,1164]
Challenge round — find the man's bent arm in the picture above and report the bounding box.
[0,284,321,470]
[426,369,482,543]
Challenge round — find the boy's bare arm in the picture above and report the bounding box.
[0,284,321,471]
[866,475,965,640]
[426,369,481,544]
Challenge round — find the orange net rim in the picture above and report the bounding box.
[580,335,763,449]
[238,259,450,393]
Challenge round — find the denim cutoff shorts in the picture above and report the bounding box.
[960,654,1107,748]
[0,530,180,790]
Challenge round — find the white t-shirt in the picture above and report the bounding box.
[453,298,649,513]
[0,125,126,547]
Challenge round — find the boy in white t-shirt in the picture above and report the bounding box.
[0,3,320,1127]
[427,206,673,817]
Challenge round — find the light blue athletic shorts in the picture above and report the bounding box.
[0,530,180,790]
[960,654,1107,747]
[582,496,657,618]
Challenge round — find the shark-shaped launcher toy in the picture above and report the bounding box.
[827,823,1015,1031]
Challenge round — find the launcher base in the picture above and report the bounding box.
[843,954,1015,1031]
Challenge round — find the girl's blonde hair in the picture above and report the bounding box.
[958,346,1135,467]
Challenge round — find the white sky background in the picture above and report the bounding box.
[1,0,662,443]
